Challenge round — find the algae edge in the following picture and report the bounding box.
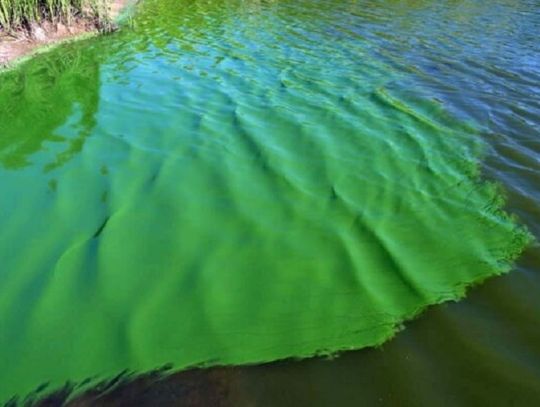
[6,160,533,406]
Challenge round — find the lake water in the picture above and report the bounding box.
[0,0,538,404]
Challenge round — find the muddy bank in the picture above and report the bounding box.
[0,0,130,67]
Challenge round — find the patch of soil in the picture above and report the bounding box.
[0,0,129,67]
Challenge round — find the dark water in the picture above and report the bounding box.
[0,0,539,405]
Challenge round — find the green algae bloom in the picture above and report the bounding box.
[0,0,531,402]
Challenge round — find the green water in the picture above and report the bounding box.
[0,0,534,402]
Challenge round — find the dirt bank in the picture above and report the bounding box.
[0,0,130,68]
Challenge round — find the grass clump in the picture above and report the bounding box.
[0,0,111,32]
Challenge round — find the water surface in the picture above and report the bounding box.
[0,0,537,403]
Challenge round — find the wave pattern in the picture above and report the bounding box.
[0,0,536,402]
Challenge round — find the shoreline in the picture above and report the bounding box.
[0,0,133,69]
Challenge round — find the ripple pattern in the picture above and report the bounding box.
[0,0,534,402]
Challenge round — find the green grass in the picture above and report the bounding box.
[0,0,110,32]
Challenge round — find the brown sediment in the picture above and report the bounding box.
[0,0,130,68]
[15,366,235,407]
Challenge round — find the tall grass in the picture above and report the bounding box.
[0,0,110,32]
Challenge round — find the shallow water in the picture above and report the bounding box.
[0,0,539,404]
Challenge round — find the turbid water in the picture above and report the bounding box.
[0,0,538,404]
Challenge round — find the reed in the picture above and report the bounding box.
[0,0,110,32]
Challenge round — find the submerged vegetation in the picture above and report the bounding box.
[0,0,111,32]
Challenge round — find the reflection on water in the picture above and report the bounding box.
[0,50,101,171]
[0,0,538,405]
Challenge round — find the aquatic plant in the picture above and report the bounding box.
[0,0,110,32]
